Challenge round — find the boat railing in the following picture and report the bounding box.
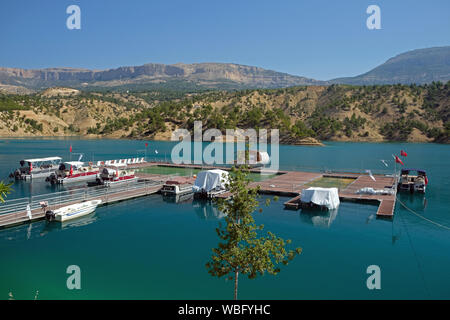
[0,179,163,216]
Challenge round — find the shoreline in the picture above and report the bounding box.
[0,134,447,145]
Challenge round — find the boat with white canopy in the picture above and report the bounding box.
[10,157,62,180]
[46,161,100,184]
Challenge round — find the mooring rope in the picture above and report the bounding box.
[397,207,430,297]
[396,196,450,231]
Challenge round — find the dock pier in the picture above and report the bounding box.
[0,162,397,230]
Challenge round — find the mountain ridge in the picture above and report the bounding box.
[331,46,450,85]
[0,62,324,92]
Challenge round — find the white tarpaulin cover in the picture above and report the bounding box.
[192,169,229,193]
[300,187,340,210]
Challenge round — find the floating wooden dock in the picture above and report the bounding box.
[215,170,397,218]
[0,180,164,229]
[0,161,397,230]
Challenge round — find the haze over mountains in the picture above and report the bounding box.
[0,46,449,93]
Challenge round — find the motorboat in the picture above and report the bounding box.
[192,169,229,199]
[95,165,138,187]
[300,187,340,210]
[397,168,428,193]
[46,161,100,184]
[10,157,62,180]
[161,180,193,196]
[45,199,102,222]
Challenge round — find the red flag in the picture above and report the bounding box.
[395,155,404,166]
[69,145,72,153]
[400,150,407,157]
[145,143,148,147]
[425,176,428,185]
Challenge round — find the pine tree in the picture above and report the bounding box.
[206,166,302,300]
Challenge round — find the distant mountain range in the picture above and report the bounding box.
[0,46,449,93]
[0,63,324,92]
[331,46,450,85]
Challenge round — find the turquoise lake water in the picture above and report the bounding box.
[0,138,449,299]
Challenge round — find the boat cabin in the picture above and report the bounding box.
[11,156,62,180]
[398,168,428,193]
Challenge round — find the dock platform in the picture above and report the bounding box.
[0,162,397,230]
[0,180,164,229]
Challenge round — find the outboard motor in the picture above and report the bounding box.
[45,210,56,222]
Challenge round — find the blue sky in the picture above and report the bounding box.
[0,0,448,80]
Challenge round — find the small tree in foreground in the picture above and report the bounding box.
[0,181,13,203]
[206,166,302,300]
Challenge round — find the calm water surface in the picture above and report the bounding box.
[0,138,449,299]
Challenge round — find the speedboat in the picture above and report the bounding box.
[10,157,62,180]
[397,168,428,193]
[45,199,102,222]
[46,161,100,184]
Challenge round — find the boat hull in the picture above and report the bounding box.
[54,200,102,222]
[51,172,99,184]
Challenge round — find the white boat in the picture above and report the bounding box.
[95,165,138,187]
[161,181,193,196]
[10,157,62,180]
[46,161,100,184]
[192,169,229,199]
[45,199,102,222]
[397,168,428,193]
[300,187,340,210]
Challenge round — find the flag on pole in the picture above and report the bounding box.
[70,145,72,153]
[394,155,404,166]
[145,143,148,147]
[425,176,429,185]
[400,150,408,157]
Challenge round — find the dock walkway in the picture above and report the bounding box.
[0,180,163,229]
[217,170,397,217]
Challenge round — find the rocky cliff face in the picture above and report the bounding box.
[0,63,323,91]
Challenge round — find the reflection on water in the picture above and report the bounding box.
[162,193,194,204]
[1,213,98,241]
[192,199,225,220]
[299,208,338,228]
[397,192,427,212]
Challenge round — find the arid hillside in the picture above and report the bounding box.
[0,82,449,144]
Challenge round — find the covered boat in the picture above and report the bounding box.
[398,168,428,193]
[11,157,62,180]
[300,187,340,210]
[46,161,100,184]
[45,199,102,222]
[192,169,229,198]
